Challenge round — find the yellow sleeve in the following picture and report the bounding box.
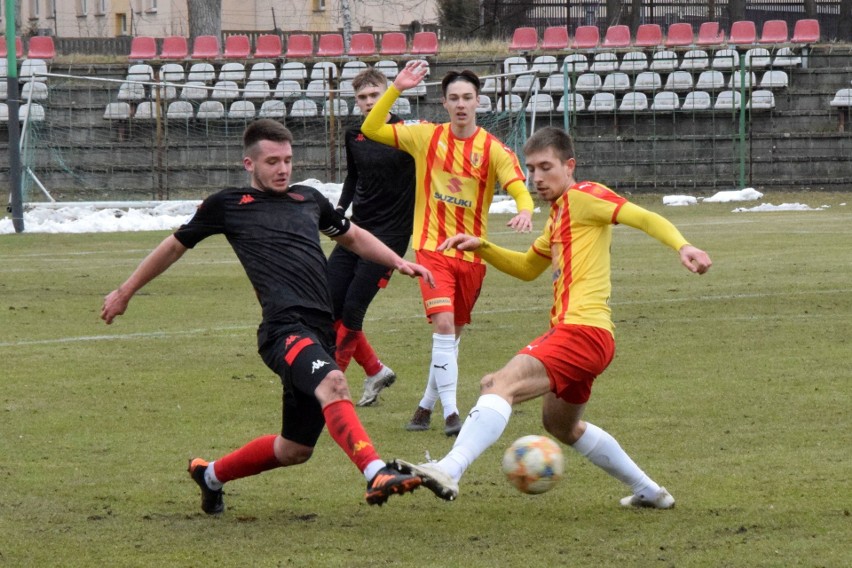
[360,85,400,146]
[505,179,535,213]
[615,202,690,251]
[477,239,550,281]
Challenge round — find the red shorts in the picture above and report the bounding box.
[415,249,486,326]
[519,324,615,404]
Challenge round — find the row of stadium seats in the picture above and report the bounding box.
[0,36,56,60]
[0,81,49,101]
[509,19,820,51]
[0,58,50,82]
[128,32,439,61]
[490,70,790,96]
[0,102,45,122]
[490,90,776,113]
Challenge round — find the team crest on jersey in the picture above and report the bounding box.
[470,152,482,167]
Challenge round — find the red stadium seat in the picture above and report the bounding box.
[348,33,377,56]
[759,20,788,44]
[792,19,820,43]
[411,32,438,55]
[572,26,600,49]
[603,25,630,48]
[0,36,25,58]
[729,20,757,45]
[510,27,538,51]
[665,23,694,47]
[380,32,408,55]
[317,34,344,57]
[541,26,569,50]
[128,36,157,60]
[27,36,55,60]
[191,35,220,59]
[160,36,189,59]
[285,34,313,58]
[635,24,662,47]
[253,34,282,58]
[223,35,250,59]
[697,22,726,46]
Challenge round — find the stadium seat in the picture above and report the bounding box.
[159,63,185,83]
[556,93,585,112]
[391,97,412,116]
[0,59,6,80]
[695,70,726,91]
[243,80,271,99]
[682,90,712,110]
[180,82,209,101]
[0,80,6,100]
[541,27,569,50]
[714,90,742,110]
[620,92,648,111]
[503,56,529,75]
[27,36,55,60]
[729,71,757,89]
[253,34,282,58]
[562,53,589,74]
[375,60,399,78]
[541,73,568,94]
[104,102,132,120]
[223,35,251,59]
[0,102,7,121]
[711,48,739,70]
[19,102,45,122]
[759,20,788,44]
[760,70,789,89]
[317,34,344,57]
[525,93,554,114]
[411,31,438,55]
[227,100,256,119]
[773,47,801,67]
[166,100,194,119]
[341,60,368,80]
[745,47,771,69]
[476,94,492,113]
[134,101,157,120]
[338,79,355,98]
[154,83,178,100]
[633,71,662,92]
[323,99,349,117]
[511,74,539,94]
[310,61,338,80]
[20,59,48,82]
[830,88,852,107]
[21,81,49,101]
[380,32,408,56]
[279,61,307,83]
[530,55,558,75]
[191,35,220,59]
[187,62,215,83]
[680,49,709,71]
[729,21,757,45]
[496,94,523,112]
[697,22,725,46]
[160,36,188,59]
[574,73,602,93]
[126,63,155,82]
[348,33,377,56]
[286,34,313,58]
[196,100,225,119]
[290,99,318,117]
[219,62,246,83]
[664,71,693,92]
[587,92,616,112]
[747,89,775,110]
[649,50,678,71]
[248,62,277,82]
[603,25,631,48]
[665,23,693,47]
[635,24,663,47]
[651,91,680,111]
[510,27,538,51]
[620,51,648,73]
[128,36,157,60]
[590,52,618,73]
[572,26,600,49]
[258,99,286,118]
[480,77,502,95]
[305,79,331,99]
[0,36,25,58]
[601,72,630,93]
[792,19,820,43]
[211,80,240,100]
[273,80,302,100]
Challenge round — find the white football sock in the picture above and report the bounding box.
[439,393,512,481]
[570,422,661,497]
[364,459,385,482]
[430,333,459,418]
[205,461,223,490]
[418,363,438,411]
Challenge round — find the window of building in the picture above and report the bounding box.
[31,0,40,18]
[313,0,325,12]
[77,0,88,16]
[96,0,106,16]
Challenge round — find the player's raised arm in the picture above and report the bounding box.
[439,234,549,282]
[334,223,435,287]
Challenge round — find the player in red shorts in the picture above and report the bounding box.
[393,126,712,508]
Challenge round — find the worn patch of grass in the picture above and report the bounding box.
[1,192,850,567]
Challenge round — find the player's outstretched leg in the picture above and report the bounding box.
[357,365,397,407]
[365,464,422,505]
[392,459,458,501]
[187,458,225,515]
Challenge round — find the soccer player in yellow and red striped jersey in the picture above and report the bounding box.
[393,127,712,508]
[361,62,534,436]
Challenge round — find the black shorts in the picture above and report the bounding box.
[258,313,340,447]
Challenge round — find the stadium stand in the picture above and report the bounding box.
[191,35,220,59]
[511,74,539,94]
[635,24,663,48]
[21,81,48,101]
[19,102,45,122]
[128,36,157,60]
[729,21,757,45]
[380,32,408,56]
[651,91,680,111]
[747,90,775,110]
[530,55,558,75]
[590,52,618,73]
[510,27,538,51]
[348,33,377,56]
[541,73,567,94]
[496,94,523,112]
[219,62,246,83]
[196,100,225,119]
[729,71,757,89]
[574,73,602,93]
[166,100,194,119]
[745,47,771,69]
[714,90,742,110]
[760,70,789,89]
[682,90,712,110]
[711,48,740,70]
[649,50,678,71]
[305,79,331,99]
[503,56,529,74]
[541,27,569,50]
[273,80,302,100]
[562,53,589,74]
[341,60,368,80]
[601,72,630,93]
[127,63,154,82]
[792,19,820,43]
[134,101,157,120]
[411,32,438,55]
[664,23,693,47]
[480,77,501,95]
[620,92,648,111]
[572,26,600,49]
[279,62,307,83]
[317,34,345,57]
[557,93,585,112]
[259,99,286,118]
[759,20,789,44]
[603,25,631,48]
[0,36,25,58]
[103,102,132,120]
[187,62,216,83]
[290,99,318,117]
[224,35,251,59]
[248,62,277,82]
[160,36,189,59]
[211,80,240,101]
[526,93,554,114]
[773,47,801,67]
[633,71,662,92]
[243,80,272,100]
[180,82,209,101]
[286,34,313,58]
[228,100,256,119]
[160,63,185,82]
[680,49,709,71]
[620,51,648,73]
[664,71,694,92]
[254,34,282,58]
[697,22,726,46]
[587,92,616,112]
[20,59,48,82]
[696,70,726,91]
[311,61,338,80]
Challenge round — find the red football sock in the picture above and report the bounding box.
[353,332,383,376]
[322,399,381,473]
[335,323,359,373]
[212,434,282,483]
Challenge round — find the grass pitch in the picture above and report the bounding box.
[1,193,850,567]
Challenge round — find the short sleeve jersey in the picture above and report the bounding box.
[531,181,628,333]
[173,185,350,324]
[389,122,525,263]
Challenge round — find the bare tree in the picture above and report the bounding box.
[187,0,222,41]
[804,0,817,18]
[628,0,642,33]
[728,0,746,22]
[841,0,852,41]
[341,0,352,50]
[606,0,622,27]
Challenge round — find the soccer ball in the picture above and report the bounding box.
[501,435,564,494]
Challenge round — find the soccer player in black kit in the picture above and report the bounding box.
[101,119,431,513]
[327,68,416,407]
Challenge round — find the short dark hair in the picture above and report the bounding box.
[243,119,293,156]
[441,69,481,96]
[352,68,388,93]
[524,126,575,161]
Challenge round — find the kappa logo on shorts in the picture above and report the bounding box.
[285,335,300,348]
[311,360,330,374]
